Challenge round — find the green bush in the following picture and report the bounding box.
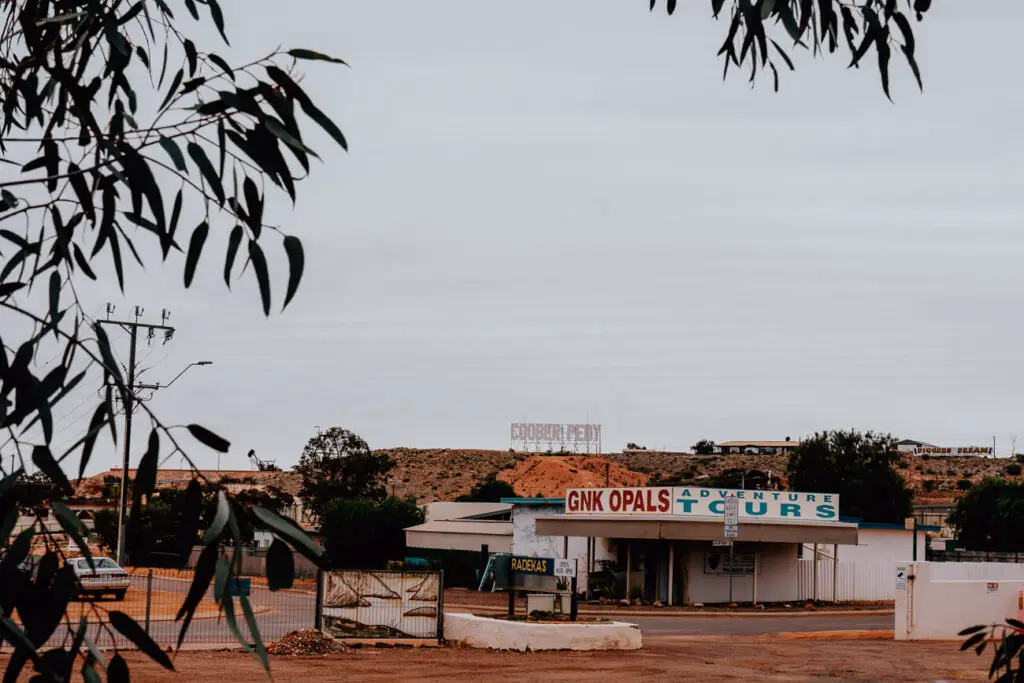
[321,496,424,570]
[957,479,973,491]
[1006,463,1022,476]
[923,480,937,492]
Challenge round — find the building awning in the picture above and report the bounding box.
[535,515,859,545]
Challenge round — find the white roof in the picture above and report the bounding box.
[424,502,511,522]
[405,519,512,536]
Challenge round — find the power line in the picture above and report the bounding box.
[96,304,175,567]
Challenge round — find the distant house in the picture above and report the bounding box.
[76,467,311,529]
[896,439,935,454]
[716,440,798,456]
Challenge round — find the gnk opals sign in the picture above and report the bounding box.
[565,486,839,521]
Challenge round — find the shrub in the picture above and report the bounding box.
[957,479,973,491]
[923,480,937,492]
[897,461,909,469]
[1007,463,1022,476]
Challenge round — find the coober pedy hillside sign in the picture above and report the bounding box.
[564,486,840,522]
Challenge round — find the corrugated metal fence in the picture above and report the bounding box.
[796,559,896,601]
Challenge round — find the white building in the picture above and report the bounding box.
[511,486,929,605]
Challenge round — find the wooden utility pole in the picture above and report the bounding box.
[96,304,174,566]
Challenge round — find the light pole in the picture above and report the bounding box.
[115,360,213,566]
[136,360,213,391]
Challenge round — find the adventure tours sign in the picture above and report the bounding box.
[564,486,839,522]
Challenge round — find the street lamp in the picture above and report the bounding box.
[114,359,213,566]
[137,360,213,390]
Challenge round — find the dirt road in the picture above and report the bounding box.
[38,637,989,682]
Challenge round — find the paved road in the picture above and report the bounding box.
[50,575,893,648]
[629,613,894,636]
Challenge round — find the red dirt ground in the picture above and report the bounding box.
[497,456,646,498]
[7,638,990,682]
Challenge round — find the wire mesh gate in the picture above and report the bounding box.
[32,567,318,650]
[318,569,444,642]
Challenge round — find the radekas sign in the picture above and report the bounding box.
[564,486,839,522]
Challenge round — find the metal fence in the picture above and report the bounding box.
[796,559,896,602]
[34,567,318,650]
[320,569,444,641]
[17,566,445,652]
[930,549,1024,564]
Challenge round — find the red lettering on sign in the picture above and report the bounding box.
[632,491,645,512]
[658,488,670,512]
[622,490,635,510]
[593,490,604,512]
[567,490,579,512]
[609,489,622,511]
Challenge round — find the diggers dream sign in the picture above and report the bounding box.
[565,486,839,521]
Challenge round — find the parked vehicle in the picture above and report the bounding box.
[69,557,130,600]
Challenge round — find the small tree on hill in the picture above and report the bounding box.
[708,468,771,490]
[294,427,394,522]
[692,439,716,455]
[456,476,517,502]
[787,430,912,523]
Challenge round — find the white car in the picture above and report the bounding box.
[69,557,130,601]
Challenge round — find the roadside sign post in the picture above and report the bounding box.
[554,558,579,622]
[724,495,739,603]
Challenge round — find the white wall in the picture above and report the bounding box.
[804,528,928,563]
[511,504,613,592]
[840,528,928,563]
[896,561,1024,640]
[681,542,799,604]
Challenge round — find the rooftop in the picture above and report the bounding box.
[77,468,301,497]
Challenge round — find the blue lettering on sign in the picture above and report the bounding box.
[677,498,697,513]
[745,502,768,516]
[815,504,836,520]
[753,492,764,500]
[780,503,801,517]
[709,500,725,514]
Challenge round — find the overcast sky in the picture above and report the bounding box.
[55,1,1024,473]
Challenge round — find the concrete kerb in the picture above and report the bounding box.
[648,630,895,642]
[445,603,894,618]
[445,612,642,651]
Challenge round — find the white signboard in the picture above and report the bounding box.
[724,496,739,525]
[895,567,907,590]
[712,540,733,547]
[553,559,577,578]
[913,446,992,456]
[565,486,840,522]
[704,552,756,575]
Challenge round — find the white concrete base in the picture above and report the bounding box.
[444,612,642,651]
